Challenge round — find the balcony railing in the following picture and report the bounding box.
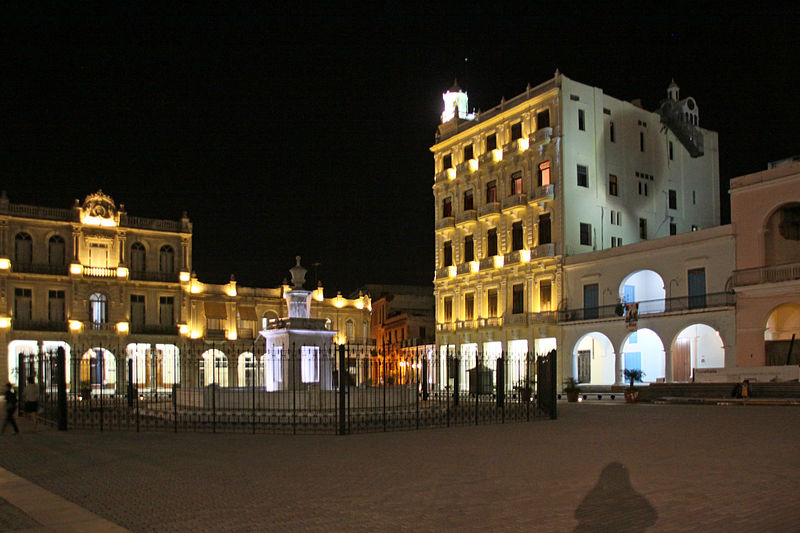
[733,262,800,287]
[122,215,184,233]
[532,126,553,145]
[478,202,501,218]
[456,262,472,275]
[129,270,179,283]
[456,320,478,330]
[130,324,180,335]
[456,210,477,225]
[12,320,68,332]
[502,194,527,211]
[205,329,226,340]
[436,322,457,332]
[529,311,557,324]
[504,250,521,265]
[434,267,451,280]
[435,217,455,231]
[5,203,75,222]
[479,257,495,271]
[558,292,736,322]
[88,322,115,331]
[505,313,528,325]
[532,242,555,259]
[83,266,116,278]
[529,183,555,203]
[12,263,69,275]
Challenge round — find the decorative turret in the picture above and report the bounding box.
[658,80,704,158]
[441,79,475,124]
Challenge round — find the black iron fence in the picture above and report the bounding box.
[13,342,557,435]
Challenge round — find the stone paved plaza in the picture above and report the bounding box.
[0,403,798,532]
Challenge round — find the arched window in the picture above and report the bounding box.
[48,235,65,266]
[346,319,355,339]
[159,245,174,273]
[130,242,146,272]
[89,292,108,328]
[15,233,32,265]
[261,310,279,330]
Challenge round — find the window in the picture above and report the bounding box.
[443,241,453,267]
[14,233,32,265]
[464,293,474,321]
[130,242,146,272]
[669,189,677,210]
[48,290,65,322]
[640,131,645,152]
[89,242,109,268]
[463,190,474,211]
[570,94,580,101]
[577,165,588,187]
[14,288,32,322]
[443,296,453,322]
[159,245,175,273]
[511,122,522,141]
[463,144,474,161]
[538,161,551,187]
[443,154,452,170]
[159,296,174,327]
[693,190,696,205]
[130,294,145,326]
[580,223,592,246]
[536,109,550,129]
[538,213,551,244]
[464,235,474,262]
[610,211,621,226]
[639,218,648,239]
[609,174,618,196]
[610,121,615,142]
[578,109,585,131]
[670,223,677,236]
[638,182,648,196]
[611,237,622,247]
[487,289,498,317]
[48,235,65,266]
[510,172,523,195]
[669,141,674,160]
[512,284,524,314]
[442,197,452,218]
[486,133,497,151]
[512,221,524,251]
[89,292,108,327]
[486,181,497,203]
[688,268,706,309]
[487,228,498,256]
[539,280,552,311]
[583,283,599,319]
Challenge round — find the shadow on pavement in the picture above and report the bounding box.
[574,461,657,532]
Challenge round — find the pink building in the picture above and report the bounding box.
[731,160,800,367]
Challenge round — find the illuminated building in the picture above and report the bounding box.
[1,190,371,385]
[367,284,434,348]
[431,74,721,386]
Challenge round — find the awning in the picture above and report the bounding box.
[204,302,228,319]
[237,306,257,321]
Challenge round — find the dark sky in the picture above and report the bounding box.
[4,9,798,294]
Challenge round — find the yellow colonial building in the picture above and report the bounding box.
[0,190,371,389]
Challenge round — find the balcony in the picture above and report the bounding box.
[502,194,527,212]
[505,313,528,326]
[480,317,503,327]
[733,262,800,287]
[456,262,472,275]
[12,263,69,276]
[435,217,455,231]
[87,322,115,332]
[532,126,553,146]
[436,322,456,332]
[129,270,179,283]
[504,250,521,266]
[83,266,116,278]
[456,209,477,225]
[529,184,555,204]
[532,242,555,259]
[558,292,736,323]
[529,311,557,324]
[479,257,495,271]
[122,215,185,233]
[205,329,226,340]
[12,319,68,332]
[434,267,452,280]
[478,202,501,219]
[457,320,478,330]
[130,324,180,335]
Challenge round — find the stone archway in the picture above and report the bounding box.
[571,332,616,385]
[764,303,800,365]
[671,324,725,381]
[620,328,665,383]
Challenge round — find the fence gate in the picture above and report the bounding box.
[536,349,558,419]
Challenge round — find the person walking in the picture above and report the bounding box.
[2,383,19,434]
[22,376,39,431]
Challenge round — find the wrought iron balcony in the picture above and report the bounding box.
[733,262,800,287]
[12,263,69,275]
[12,319,68,332]
[529,184,555,203]
[505,313,528,326]
[528,311,557,324]
[557,292,735,323]
[478,202,501,218]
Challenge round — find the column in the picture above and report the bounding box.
[664,347,673,382]
[615,343,624,385]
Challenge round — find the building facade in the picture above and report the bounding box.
[367,284,434,348]
[731,160,800,367]
[431,73,720,386]
[1,191,371,389]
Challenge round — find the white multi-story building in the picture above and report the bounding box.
[431,72,720,387]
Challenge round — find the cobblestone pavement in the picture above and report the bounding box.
[0,403,798,532]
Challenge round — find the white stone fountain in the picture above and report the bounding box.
[260,257,336,391]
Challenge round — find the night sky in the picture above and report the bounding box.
[4,9,798,294]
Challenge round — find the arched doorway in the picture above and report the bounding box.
[81,348,117,394]
[672,324,725,381]
[764,303,800,365]
[619,270,665,315]
[572,332,616,385]
[238,352,255,387]
[200,349,228,386]
[621,328,665,383]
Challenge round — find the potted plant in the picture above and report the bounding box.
[623,368,645,403]
[563,377,580,402]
